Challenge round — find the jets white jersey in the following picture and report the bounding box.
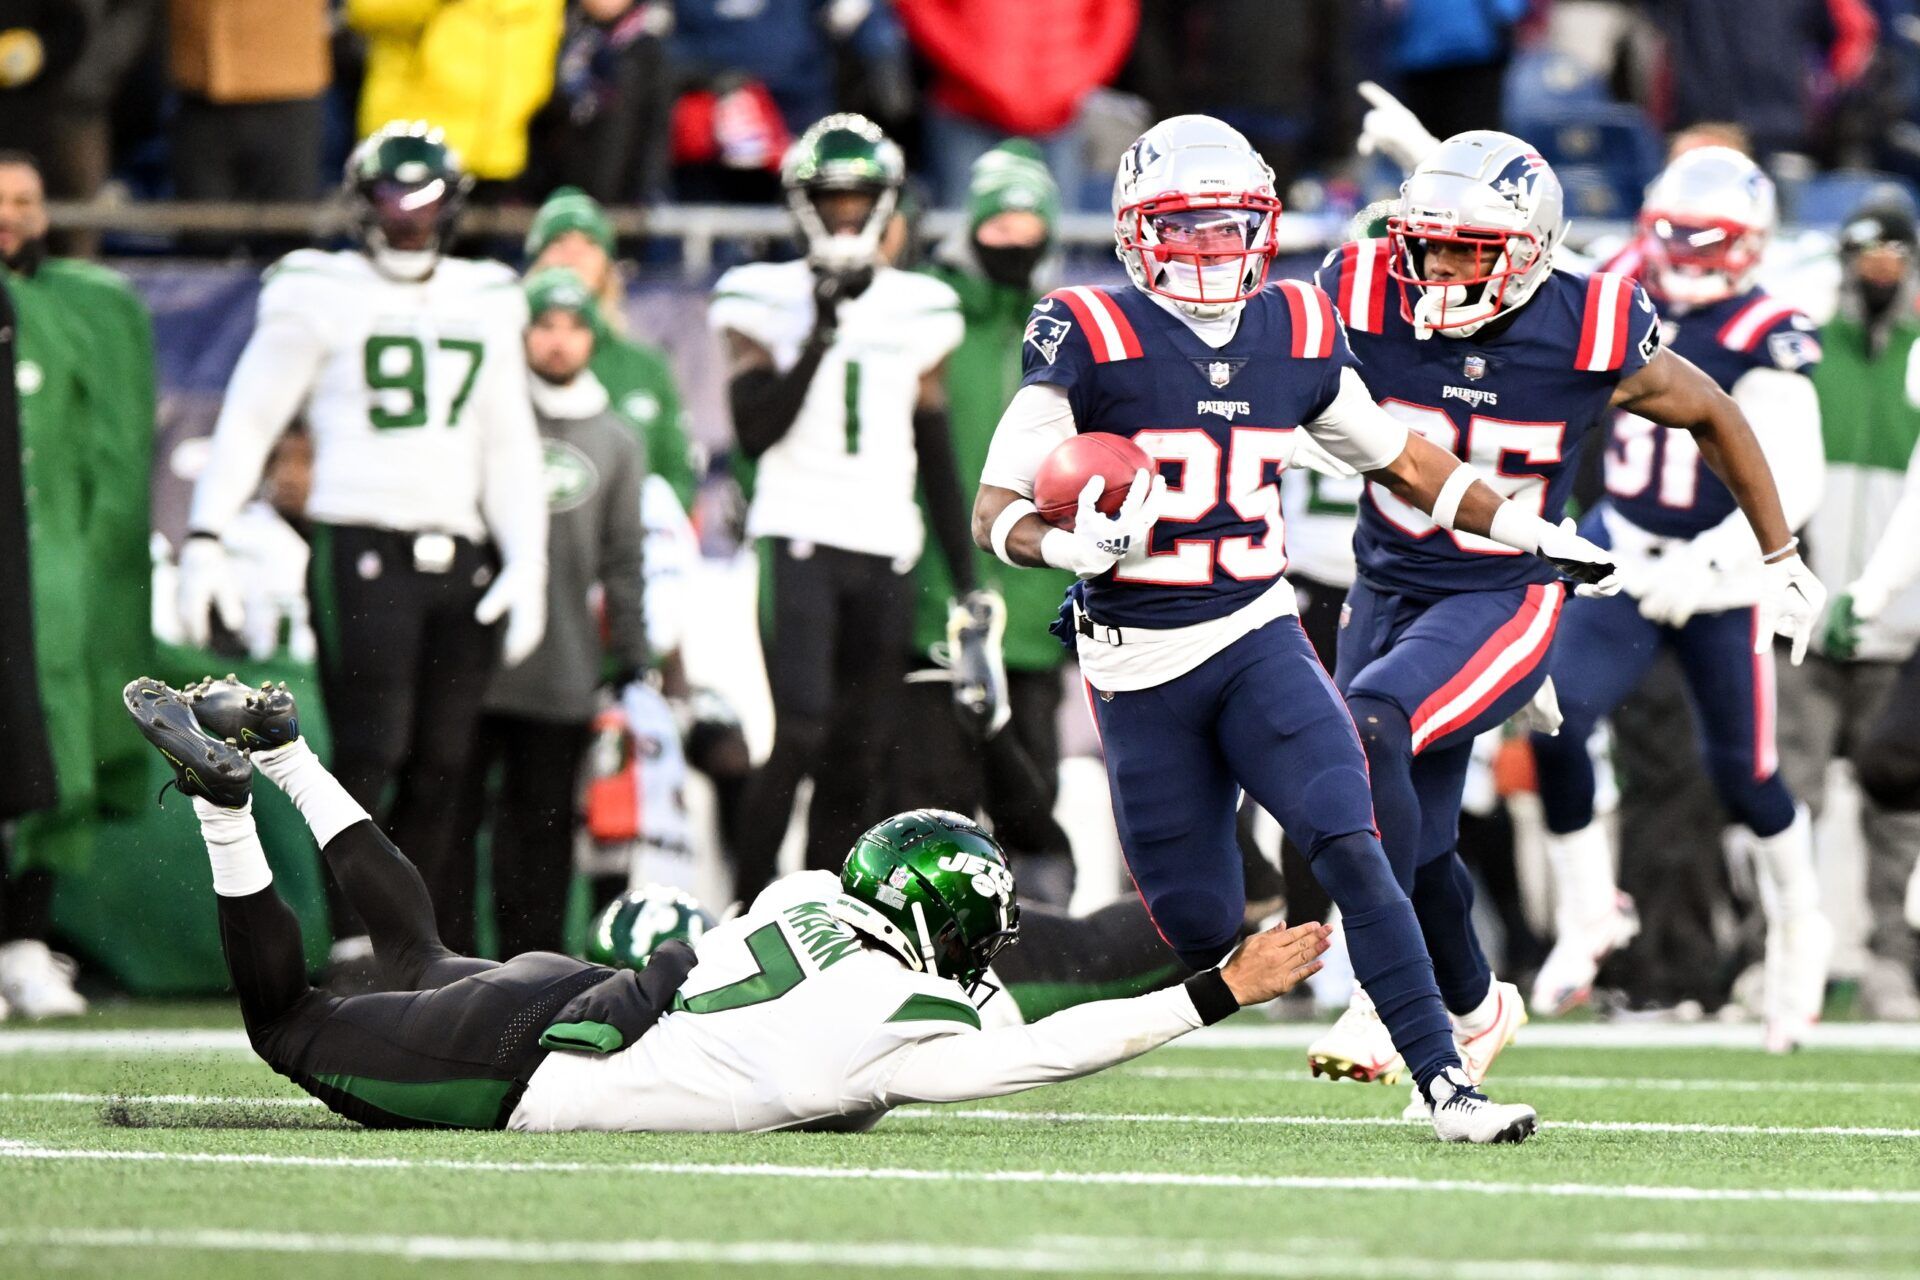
[509,871,1209,1133]
[709,261,963,562]
[190,249,542,544]
[1280,467,1362,589]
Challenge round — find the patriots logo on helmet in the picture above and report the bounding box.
[1025,314,1072,364]
[1491,153,1550,211]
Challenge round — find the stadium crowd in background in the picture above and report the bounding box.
[4,0,1920,1043]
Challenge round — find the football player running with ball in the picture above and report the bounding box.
[124,676,1329,1133]
[1309,131,1823,1098]
[1528,148,1831,1048]
[179,122,548,956]
[975,116,1621,1141]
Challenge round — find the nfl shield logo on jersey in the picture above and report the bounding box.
[1463,354,1487,381]
[1208,360,1234,388]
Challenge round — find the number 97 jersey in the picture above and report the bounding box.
[1316,240,1661,599]
[1020,282,1355,630]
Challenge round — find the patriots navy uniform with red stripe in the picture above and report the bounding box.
[1316,239,1661,601]
[1603,288,1819,538]
[1021,280,1350,629]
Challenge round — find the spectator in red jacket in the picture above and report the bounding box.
[897,0,1138,209]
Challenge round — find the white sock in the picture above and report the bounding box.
[192,797,273,897]
[1545,822,1620,933]
[1454,977,1503,1033]
[251,739,369,848]
[1747,806,1820,919]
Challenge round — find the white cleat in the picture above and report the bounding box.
[1456,979,1528,1084]
[1763,910,1832,1054]
[1530,892,1639,1016]
[1423,1065,1538,1144]
[1308,987,1406,1084]
[0,940,88,1019]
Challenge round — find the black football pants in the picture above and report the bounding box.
[217,818,688,1129]
[307,523,499,941]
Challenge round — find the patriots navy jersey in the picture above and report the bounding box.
[1603,288,1819,538]
[1317,239,1661,600]
[1020,282,1353,629]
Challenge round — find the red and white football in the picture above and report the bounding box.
[1032,433,1154,528]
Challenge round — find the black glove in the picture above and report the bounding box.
[812,262,874,333]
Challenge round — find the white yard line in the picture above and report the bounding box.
[7,1092,1918,1140]
[2,1139,1917,1206]
[0,1227,1901,1280]
[0,1029,252,1055]
[895,1107,1920,1140]
[1133,1066,1920,1093]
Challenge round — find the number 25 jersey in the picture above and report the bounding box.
[1317,239,1662,599]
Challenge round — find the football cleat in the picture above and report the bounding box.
[1308,987,1406,1084]
[185,674,301,751]
[123,677,253,809]
[1423,1066,1538,1144]
[0,940,88,1019]
[1763,910,1832,1053]
[1531,893,1639,1016]
[1455,979,1528,1085]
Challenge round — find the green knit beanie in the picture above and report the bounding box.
[526,186,615,260]
[967,140,1060,236]
[524,267,598,322]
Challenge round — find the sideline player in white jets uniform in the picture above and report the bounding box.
[124,675,1330,1134]
[178,122,547,954]
[712,114,986,901]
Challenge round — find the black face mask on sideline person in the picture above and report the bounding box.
[974,240,1047,290]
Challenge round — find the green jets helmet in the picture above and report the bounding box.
[585,886,716,972]
[833,810,1020,993]
[344,120,473,277]
[780,112,905,274]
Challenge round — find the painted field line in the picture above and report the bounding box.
[896,1107,1920,1140]
[3,1139,1917,1206]
[8,1021,1920,1057]
[7,1092,1917,1140]
[1133,1065,1920,1094]
[0,1227,1897,1280]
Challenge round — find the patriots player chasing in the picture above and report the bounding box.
[1529,148,1830,1047]
[122,677,1329,1133]
[974,115,1625,1142]
[1310,131,1823,1092]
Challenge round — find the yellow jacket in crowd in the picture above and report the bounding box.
[346,0,565,181]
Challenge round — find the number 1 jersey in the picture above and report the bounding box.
[1317,239,1661,600]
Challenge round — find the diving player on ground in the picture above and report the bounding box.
[1310,132,1824,1091]
[1528,148,1830,1048]
[973,115,1624,1142]
[125,675,1328,1132]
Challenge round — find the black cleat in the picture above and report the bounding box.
[123,677,253,809]
[185,674,301,751]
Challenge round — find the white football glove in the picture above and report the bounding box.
[1846,572,1893,624]
[1044,470,1165,579]
[1633,544,1717,628]
[475,559,549,667]
[1756,552,1826,665]
[1535,518,1623,598]
[1356,81,1441,171]
[176,535,245,649]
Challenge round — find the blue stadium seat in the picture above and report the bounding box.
[1511,106,1663,218]
[1786,171,1920,231]
[1503,50,1610,124]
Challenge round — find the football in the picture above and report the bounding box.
[1032,432,1155,528]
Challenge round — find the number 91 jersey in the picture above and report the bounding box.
[1316,239,1661,599]
[257,248,531,540]
[1020,282,1353,629]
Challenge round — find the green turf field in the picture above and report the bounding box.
[4,1008,1919,1278]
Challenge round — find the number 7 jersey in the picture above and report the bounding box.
[1316,239,1661,599]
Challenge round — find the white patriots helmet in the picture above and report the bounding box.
[1112,115,1282,320]
[1638,146,1776,310]
[1387,130,1567,338]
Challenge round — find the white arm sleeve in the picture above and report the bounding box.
[477,326,548,570]
[1853,433,1920,601]
[877,985,1203,1105]
[978,383,1077,498]
[186,310,327,536]
[1689,367,1826,562]
[1303,367,1411,473]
